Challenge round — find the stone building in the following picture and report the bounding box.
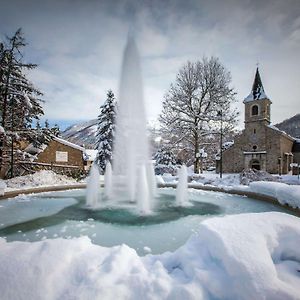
[220,68,299,174]
[26,136,97,173]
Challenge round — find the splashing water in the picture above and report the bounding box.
[176,165,188,206]
[86,164,100,208]
[104,161,113,199]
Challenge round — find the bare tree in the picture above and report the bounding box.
[159,57,238,173]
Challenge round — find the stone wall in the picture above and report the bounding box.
[221,123,294,174]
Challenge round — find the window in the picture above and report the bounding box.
[56,151,68,162]
[253,129,256,134]
[251,105,259,116]
[253,145,257,151]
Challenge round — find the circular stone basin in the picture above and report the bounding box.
[0,188,296,255]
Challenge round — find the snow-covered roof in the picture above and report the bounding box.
[53,136,85,152]
[83,149,98,161]
[243,90,269,103]
[25,143,48,155]
[267,125,295,141]
[243,68,269,103]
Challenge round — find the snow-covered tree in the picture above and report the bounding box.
[95,90,116,174]
[160,57,238,174]
[0,29,45,178]
[154,148,177,175]
[50,123,60,137]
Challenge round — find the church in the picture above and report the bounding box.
[221,68,300,174]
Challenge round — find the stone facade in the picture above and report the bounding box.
[220,68,297,174]
[37,139,85,170]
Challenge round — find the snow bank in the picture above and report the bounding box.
[250,181,300,209]
[0,179,6,195]
[0,212,299,300]
[5,170,77,190]
[190,172,240,187]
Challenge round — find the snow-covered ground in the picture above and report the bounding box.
[3,170,78,191]
[0,212,299,300]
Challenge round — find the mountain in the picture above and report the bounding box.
[61,119,98,148]
[275,114,300,138]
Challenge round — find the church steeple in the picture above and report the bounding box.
[244,67,269,103]
[244,67,272,125]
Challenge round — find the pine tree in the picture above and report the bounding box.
[0,29,45,178]
[154,148,177,175]
[50,123,60,137]
[95,90,116,174]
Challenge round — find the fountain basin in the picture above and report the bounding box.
[0,187,296,255]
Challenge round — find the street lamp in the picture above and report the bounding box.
[199,148,207,173]
[217,110,223,179]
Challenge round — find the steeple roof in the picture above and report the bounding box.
[243,68,269,103]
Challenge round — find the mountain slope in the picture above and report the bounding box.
[275,114,300,138]
[61,119,98,148]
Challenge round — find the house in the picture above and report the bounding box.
[219,68,299,174]
[26,136,97,173]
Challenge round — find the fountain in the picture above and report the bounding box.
[86,164,100,208]
[176,165,189,206]
[112,34,152,207]
[86,33,155,213]
[104,161,112,199]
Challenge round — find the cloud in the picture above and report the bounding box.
[1,0,299,126]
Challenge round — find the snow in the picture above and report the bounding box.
[0,212,299,300]
[53,136,85,152]
[5,170,77,191]
[250,181,300,209]
[84,149,98,161]
[188,172,241,187]
[243,89,268,102]
[268,125,295,141]
[0,180,6,195]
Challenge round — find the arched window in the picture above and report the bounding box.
[251,105,259,116]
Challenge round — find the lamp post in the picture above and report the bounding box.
[218,110,223,179]
[199,148,207,173]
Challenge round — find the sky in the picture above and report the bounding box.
[1,0,300,130]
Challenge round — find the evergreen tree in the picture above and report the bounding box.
[154,148,177,175]
[50,123,60,137]
[0,29,44,178]
[95,90,116,174]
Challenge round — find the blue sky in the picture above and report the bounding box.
[1,0,300,130]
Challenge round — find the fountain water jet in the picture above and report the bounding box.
[112,34,154,208]
[86,34,156,212]
[136,164,151,214]
[176,165,188,206]
[86,164,100,207]
[104,161,113,199]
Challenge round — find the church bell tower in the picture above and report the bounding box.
[243,67,272,127]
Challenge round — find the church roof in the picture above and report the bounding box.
[243,68,269,103]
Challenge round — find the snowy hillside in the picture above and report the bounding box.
[275,113,300,138]
[61,119,161,149]
[61,119,98,148]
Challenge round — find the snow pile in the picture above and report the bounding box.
[0,212,299,300]
[0,179,6,195]
[240,168,279,185]
[250,181,300,209]
[191,172,240,187]
[5,170,77,190]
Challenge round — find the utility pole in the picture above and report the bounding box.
[218,110,223,179]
